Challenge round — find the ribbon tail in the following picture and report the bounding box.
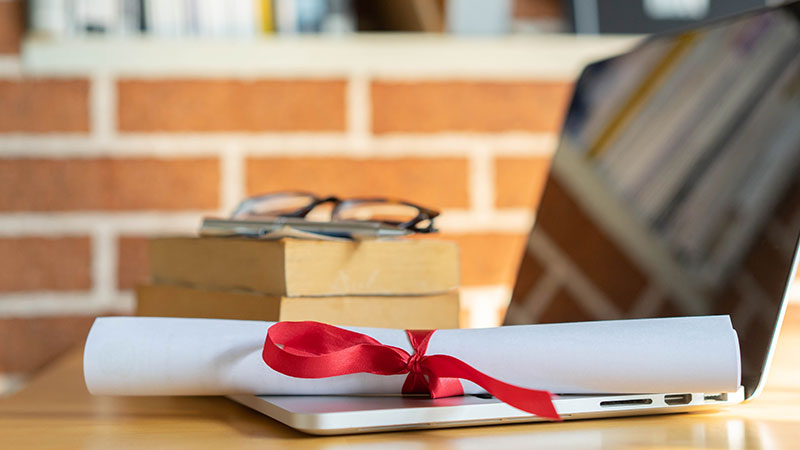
[424,354,561,421]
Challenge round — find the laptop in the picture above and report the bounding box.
[230,1,800,434]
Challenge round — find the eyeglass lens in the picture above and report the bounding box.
[232,193,317,219]
[334,201,427,226]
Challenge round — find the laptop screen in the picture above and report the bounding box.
[507,2,800,398]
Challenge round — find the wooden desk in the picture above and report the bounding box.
[2,307,800,449]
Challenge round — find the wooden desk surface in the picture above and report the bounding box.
[2,307,800,449]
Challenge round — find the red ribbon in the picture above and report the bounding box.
[262,321,560,420]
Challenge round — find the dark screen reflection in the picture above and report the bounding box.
[507,4,800,397]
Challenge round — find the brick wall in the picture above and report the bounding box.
[3,1,629,381]
[6,3,795,385]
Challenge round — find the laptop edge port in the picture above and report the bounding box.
[703,393,728,402]
[664,394,692,405]
[600,398,653,408]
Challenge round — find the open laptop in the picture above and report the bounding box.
[230,1,800,434]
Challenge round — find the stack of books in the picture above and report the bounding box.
[136,237,461,329]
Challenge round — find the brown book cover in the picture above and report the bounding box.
[136,284,460,329]
[148,237,459,296]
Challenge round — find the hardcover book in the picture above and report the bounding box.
[148,237,460,296]
[136,284,460,329]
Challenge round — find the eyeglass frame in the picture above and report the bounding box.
[231,191,440,234]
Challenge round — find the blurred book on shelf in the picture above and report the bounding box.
[27,0,568,38]
[353,0,444,32]
[28,0,353,38]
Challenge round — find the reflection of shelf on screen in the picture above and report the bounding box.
[553,145,710,316]
[570,13,800,288]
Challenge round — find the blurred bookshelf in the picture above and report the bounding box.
[22,0,642,75]
[27,0,775,41]
[27,0,568,39]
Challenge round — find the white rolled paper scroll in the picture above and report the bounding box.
[84,315,740,396]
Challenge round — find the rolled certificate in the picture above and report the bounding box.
[84,315,740,396]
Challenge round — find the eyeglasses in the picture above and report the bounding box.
[230,191,440,234]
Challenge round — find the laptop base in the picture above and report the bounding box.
[229,387,745,435]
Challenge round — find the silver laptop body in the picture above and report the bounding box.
[231,1,800,434]
[229,389,746,435]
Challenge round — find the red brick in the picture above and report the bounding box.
[0,79,89,133]
[444,233,528,286]
[495,156,551,208]
[0,0,23,54]
[371,80,572,134]
[118,237,150,290]
[246,157,469,209]
[0,158,219,211]
[118,79,346,132]
[0,316,95,373]
[0,237,91,291]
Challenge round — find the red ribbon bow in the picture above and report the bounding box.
[262,321,560,420]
